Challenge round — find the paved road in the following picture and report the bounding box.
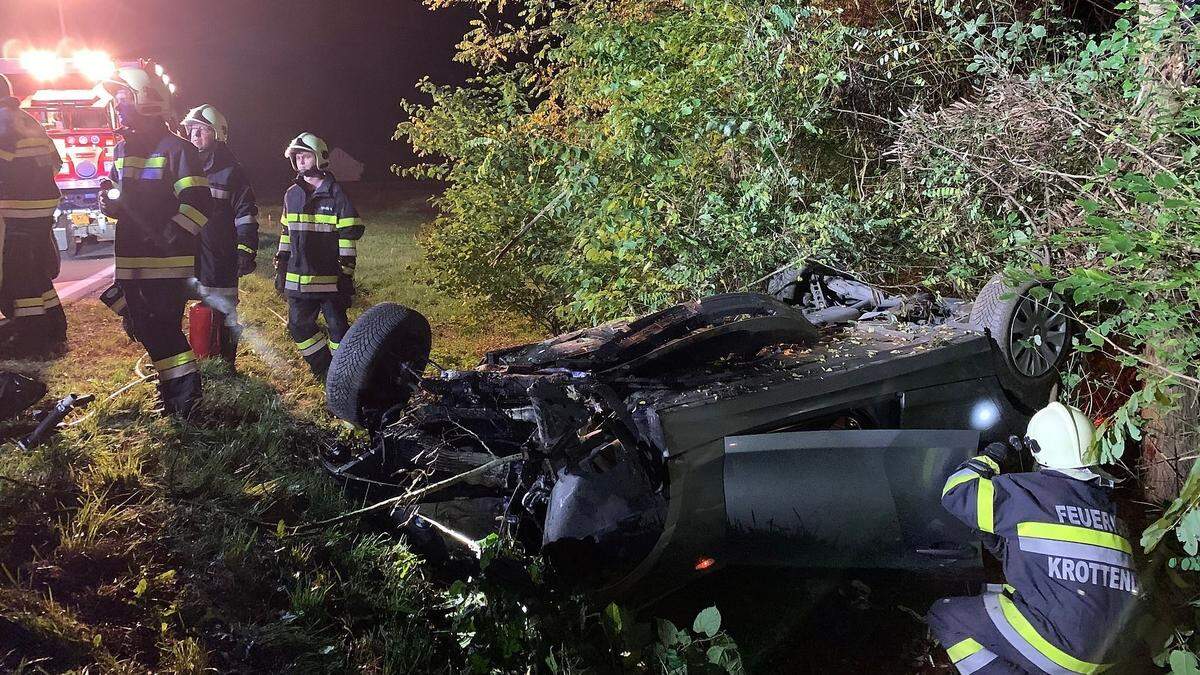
[54,244,114,303]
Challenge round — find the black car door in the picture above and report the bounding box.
[722,429,982,571]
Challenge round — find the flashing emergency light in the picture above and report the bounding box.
[72,50,115,82]
[19,50,65,81]
[167,83,177,94]
[694,556,716,571]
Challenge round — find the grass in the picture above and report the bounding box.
[0,181,543,672]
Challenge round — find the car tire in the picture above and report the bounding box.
[970,273,1072,402]
[326,303,432,429]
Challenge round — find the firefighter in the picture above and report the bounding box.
[179,104,260,367]
[276,133,362,377]
[928,402,1140,674]
[97,65,212,415]
[0,72,67,358]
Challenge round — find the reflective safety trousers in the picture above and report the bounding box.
[941,459,1141,673]
[109,126,213,281]
[277,175,362,299]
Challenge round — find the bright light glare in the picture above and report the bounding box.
[154,64,164,77]
[73,50,115,82]
[20,50,65,81]
[161,74,170,85]
[971,399,1000,430]
[167,83,177,94]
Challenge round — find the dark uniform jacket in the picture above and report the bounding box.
[0,96,62,317]
[0,96,61,238]
[278,174,362,298]
[109,125,212,281]
[942,456,1140,673]
[197,141,258,289]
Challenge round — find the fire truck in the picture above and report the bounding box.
[1,52,177,257]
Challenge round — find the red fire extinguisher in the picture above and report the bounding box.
[188,304,221,358]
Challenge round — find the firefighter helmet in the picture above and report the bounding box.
[1026,402,1097,470]
[97,64,174,119]
[284,133,330,170]
[181,104,228,143]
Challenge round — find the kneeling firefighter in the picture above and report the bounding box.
[179,104,260,366]
[928,402,1141,674]
[275,133,363,377]
[0,73,67,357]
[97,64,213,415]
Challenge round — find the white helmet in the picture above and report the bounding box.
[97,62,174,120]
[1026,402,1097,470]
[181,104,228,143]
[284,132,330,170]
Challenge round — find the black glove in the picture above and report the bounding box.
[338,255,355,276]
[238,251,257,277]
[981,442,1014,468]
[273,253,289,295]
[97,184,123,220]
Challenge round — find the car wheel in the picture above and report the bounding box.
[970,273,1072,401]
[326,303,432,429]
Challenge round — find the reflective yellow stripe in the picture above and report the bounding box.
[279,234,291,243]
[1016,522,1132,554]
[997,594,1109,673]
[328,341,339,351]
[116,156,167,169]
[0,148,14,161]
[116,255,195,269]
[237,244,254,254]
[154,350,196,371]
[337,239,356,249]
[178,203,207,228]
[975,455,1000,473]
[16,137,51,148]
[285,213,339,224]
[285,273,338,284]
[296,334,324,350]
[977,478,995,533]
[942,469,979,496]
[14,296,45,308]
[947,638,984,663]
[337,217,363,229]
[174,175,210,195]
[0,198,60,210]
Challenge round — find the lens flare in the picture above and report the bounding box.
[20,50,65,81]
[72,50,115,82]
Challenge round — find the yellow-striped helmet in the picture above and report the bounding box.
[284,132,330,170]
[97,63,174,119]
[181,104,228,143]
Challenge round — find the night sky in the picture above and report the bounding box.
[0,0,472,192]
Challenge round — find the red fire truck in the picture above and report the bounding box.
[1,52,177,256]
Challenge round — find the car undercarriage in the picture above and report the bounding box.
[322,264,1070,599]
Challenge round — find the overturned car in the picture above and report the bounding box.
[321,264,1072,600]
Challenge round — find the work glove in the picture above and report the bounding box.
[97,180,123,219]
[338,255,356,276]
[237,251,257,277]
[980,435,1030,472]
[273,253,289,295]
